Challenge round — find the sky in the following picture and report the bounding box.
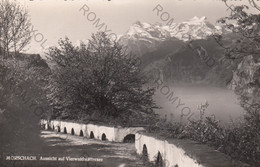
[17,0,259,55]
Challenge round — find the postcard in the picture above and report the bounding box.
[0,0,259,167]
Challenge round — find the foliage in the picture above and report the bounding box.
[48,32,157,125]
[0,0,43,152]
[0,54,50,152]
[148,118,185,140]
[214,1,260,61]
[0,0,31,58]
[183,110,259,165]
[204,1,260,165]
[149,101,259,166]
[182,103,223,145]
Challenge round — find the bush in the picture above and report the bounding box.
[149,102,259,166]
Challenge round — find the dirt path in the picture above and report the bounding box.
[38,130,146,167]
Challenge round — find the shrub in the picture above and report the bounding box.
[150,102,259,166]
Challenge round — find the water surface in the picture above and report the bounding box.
[154,84,245,123]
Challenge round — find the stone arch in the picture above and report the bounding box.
[71,128,75,135]
[101,133,107,141]
[57,126,60,132]
[47,124,51,130]
[79,130,83,136]
[41,123,45,129]
[64,127,67,134]
[156,151,163,167]
[142,144,148,161]
[123,134,135,143]
[90,131,94,139]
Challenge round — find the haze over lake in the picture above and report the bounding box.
[154,84,245,123]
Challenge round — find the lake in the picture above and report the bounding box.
[153,84,246,124]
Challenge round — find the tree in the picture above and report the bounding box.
[0,54,50,152]
[0,0,31,59]
[48,32,157,125]
[214,0,260,60]
[215,1,260,104]
[212,1,260,165]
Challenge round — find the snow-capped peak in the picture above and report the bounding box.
[190,16,207,21]
[121,16,223,43]
[185,16,207,24]
[118,16,224,56]
[124,21,170,41]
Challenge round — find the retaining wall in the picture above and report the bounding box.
[135,133,244,167]
[40,119,144,142]
[41,120,246,167]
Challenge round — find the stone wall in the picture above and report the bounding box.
[40,119,144,142]
[135,133,242,167]
[40,120,246,167]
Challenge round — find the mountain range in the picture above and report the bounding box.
[118,16,234,86]
[118,16,226,57]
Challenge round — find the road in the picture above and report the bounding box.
[39,130,147,167]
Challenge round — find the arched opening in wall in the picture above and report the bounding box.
[47,124,51,130]
[79,130,83,136]
[101,133,107,141]
[64,127,67,134]
[90,131,94,139]
[156,151,163,167]
[142,144,148,161]
[71,128,75,135]
[57,126,60,132]
[123,134,135,143]
[41,123,45,129]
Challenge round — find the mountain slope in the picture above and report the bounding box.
[165,16,223,41]
[119,16,224,56]
[140,38,229,85]
[118,17,238,86]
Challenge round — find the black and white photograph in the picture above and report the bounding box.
[0,0,259,167]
